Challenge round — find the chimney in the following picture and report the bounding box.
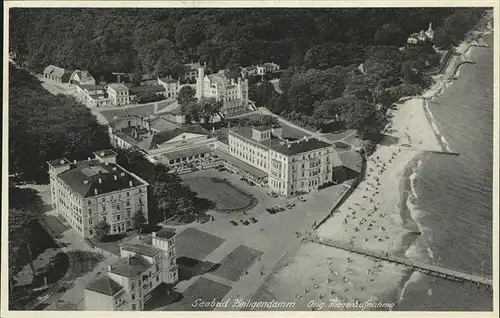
[129,181,133,187]
[112,167,117,171]
[88,157,91,161]
[114,175,117,181]
[94,188,98,195]
[152,232,157,238]
[287,144,291,148]
[73,160,77,164]
[108,265,112,271]
[60,159,65,165]
[121,172,125,177]
[100,151,105,156]
[84,179,89,184]
[98,178,102,184]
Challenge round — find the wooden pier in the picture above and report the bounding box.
[305,236,492,289]
[425,150,460,156]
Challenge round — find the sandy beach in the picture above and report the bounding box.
[251,13,495,307]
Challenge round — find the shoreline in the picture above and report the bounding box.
[250,11,494,309]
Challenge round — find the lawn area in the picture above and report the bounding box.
[211,245,263,282]
[176,228,225,261]
[334,141,352,150]
[161,277,232,311]
[182,177,256,212]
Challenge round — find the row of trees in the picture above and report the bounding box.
[9,65,110,183]
[8,185,45,302]
[114,148,214,225]
[10,8,478,82]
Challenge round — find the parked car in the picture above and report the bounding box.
[267,192,278,198]
[240,177,247,181]
[298,197,306,202]
[250,217,258,223]
[247,180,256,186]
[230,220,238,226]
[218,167,227,172]
[276,206,286,212]
[266,208,278,214]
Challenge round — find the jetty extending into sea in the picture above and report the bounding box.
[304,236,493,290]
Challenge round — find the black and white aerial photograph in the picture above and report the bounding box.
[1,1,498,316]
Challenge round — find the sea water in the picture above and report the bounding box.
[396,34,494,311]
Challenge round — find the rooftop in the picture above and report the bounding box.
[159,77,179,84]
[161,146,214,161]
[100,105,156,123]
[154,229,176,240]
[93,149,118,158]
[120,242,160,257]
[150,125,208,149]
[85,275,123,296]
[56,160,147,198]
[47,158,71,168]
[252,125,270,132]
[109,255,152,278]
[270,138,334,156]
[107,83,129,91]
[129,85,166,94]
[77,84,103,91]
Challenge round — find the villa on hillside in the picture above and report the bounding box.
[182,61,205,83]
[69,70,96,86]
[196,67,250,116]
[241,62,280,78]
[43,65,72,83]
[407,22,435,46]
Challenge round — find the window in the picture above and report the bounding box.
[88,200,91,205]
[132,304,136,310]
[126,192,130,197]
[156,275,159,282]
[132,293,135,300]
[89,219,92,225]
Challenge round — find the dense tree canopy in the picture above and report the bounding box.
[10,8,478,80]
[9,66,110,183]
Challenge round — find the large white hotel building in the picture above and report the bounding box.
[47,149,149,238]
[227,125,343,196]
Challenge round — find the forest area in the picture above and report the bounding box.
[9,8,484,143]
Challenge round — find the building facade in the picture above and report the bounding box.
[85,230,179,311]
[407,22,434,46]
[47,149,149,238]
[196,68,249,115]
[228,125,342,196]
[107,84,131,106]
[43,65,72,83]
[69,70,96,86]
[158,77,180,98]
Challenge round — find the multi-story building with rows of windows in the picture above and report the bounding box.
[228,125,343,196]
[195,67,249,116]
[85,229,179,311]
[47,149,149,238]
